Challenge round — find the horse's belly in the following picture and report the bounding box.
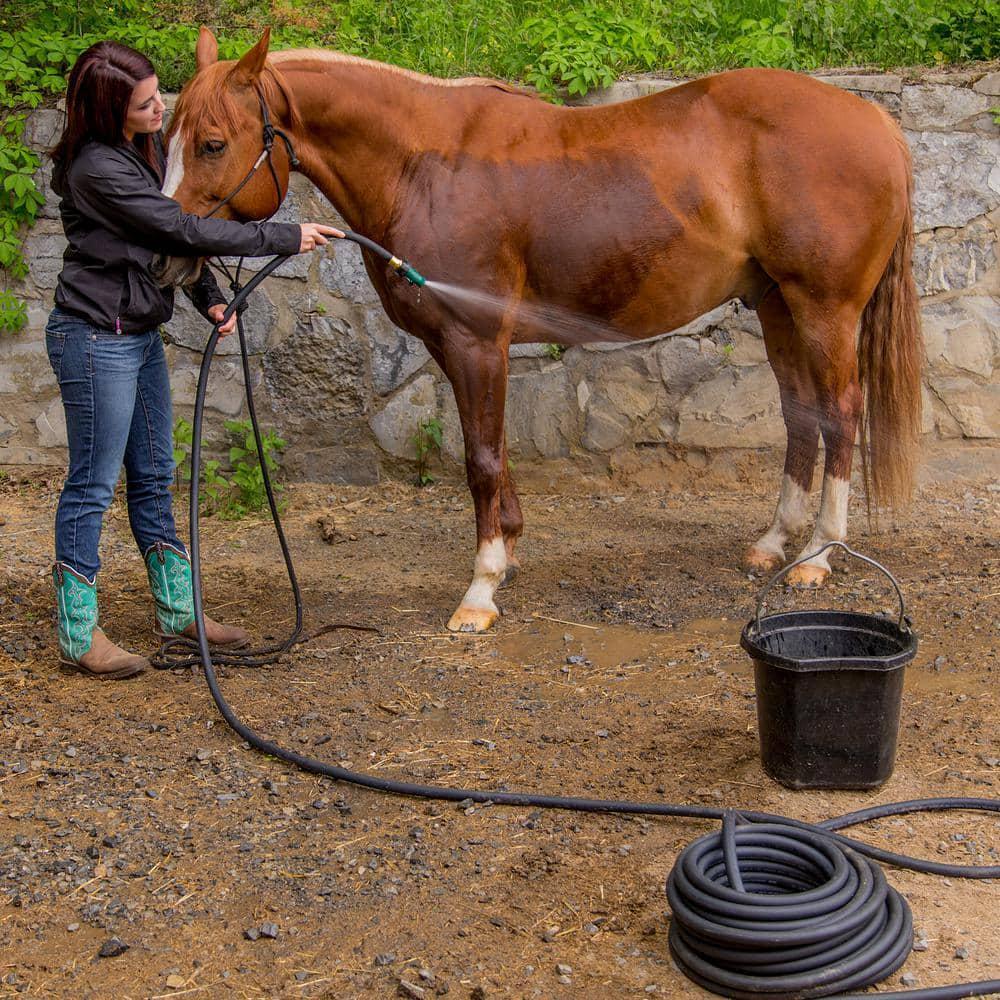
[521,235,748,345]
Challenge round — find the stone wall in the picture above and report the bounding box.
[2,67,998,481]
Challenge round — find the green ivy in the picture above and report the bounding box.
[0,25,82,332]
[0,289,27,333]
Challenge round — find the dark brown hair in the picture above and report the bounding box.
[51,40,161,194]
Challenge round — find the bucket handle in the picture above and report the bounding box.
[752,541,909,633]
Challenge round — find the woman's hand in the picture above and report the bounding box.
[299,223,345,253]
[207,303,237,337]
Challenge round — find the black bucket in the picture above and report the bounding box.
[740,542,917,790]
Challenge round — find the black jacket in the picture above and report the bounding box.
[54,135,300,333]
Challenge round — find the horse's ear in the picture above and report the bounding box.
[230,28,271,86]
[195,26,218,71]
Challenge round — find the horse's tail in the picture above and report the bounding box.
[857,119,923,517]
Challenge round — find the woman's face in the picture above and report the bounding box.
[124,75,165,139]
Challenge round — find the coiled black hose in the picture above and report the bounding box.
[170,252,1000,1000]
[667,811,1000,999]
[668,814,913,999]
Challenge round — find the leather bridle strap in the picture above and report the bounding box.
[204,90,298,220]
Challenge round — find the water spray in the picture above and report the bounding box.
[346,232,635,345]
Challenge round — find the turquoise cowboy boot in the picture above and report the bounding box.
[52,563,147,679]
[144,542,250,647]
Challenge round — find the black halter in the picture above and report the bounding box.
[192,91,302,305]
[204,91,299,220]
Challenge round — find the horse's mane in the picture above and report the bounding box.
[269,49,539,99]
[169,50,538,140]
[169,61,304,139]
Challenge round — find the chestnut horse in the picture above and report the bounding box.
[164,28,921,633]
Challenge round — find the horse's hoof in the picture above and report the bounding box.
[447,605,498,633]
[745,547,782,573]
[786,563,828,588]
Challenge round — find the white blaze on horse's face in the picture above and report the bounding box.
[161,132,186,198]
[150,130,202,289]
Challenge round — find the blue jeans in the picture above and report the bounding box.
[45,307,185,581]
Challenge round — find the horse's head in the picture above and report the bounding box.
[163,27,298,224]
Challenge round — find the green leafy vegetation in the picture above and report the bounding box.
[516,5,672,96]
[0,2,310,333]
[3,0,997,329]
[281,0,1000,87]
[411,416,444,486]
[171,415,231,514]
[0,114,44,330]
[0,289,27,333]
[223,418,286,518]
[172,415,285,518]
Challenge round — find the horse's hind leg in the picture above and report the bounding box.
[440,330,510,632]
[747,289,819,572]
[782,293,864,587]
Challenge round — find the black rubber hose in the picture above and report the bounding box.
[341,229,396,263]
[153,255,306,671]
[668,817,911,998]
[668,814,1000,1000]
[181,253,1000,1000]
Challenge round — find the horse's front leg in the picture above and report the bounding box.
[442,331,510,633]
[498,440,523,586]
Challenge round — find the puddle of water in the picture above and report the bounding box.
[904,666,990,693]
[496,617,994,697]
[497,617,743,671]
[902,636,996,693]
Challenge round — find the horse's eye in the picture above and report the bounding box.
[200,139,226,156]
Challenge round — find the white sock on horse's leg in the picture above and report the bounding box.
[448,537,506,632]
[788,475,849,584]
[748,474,811,569]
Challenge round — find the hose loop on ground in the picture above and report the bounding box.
[667,816,913,998]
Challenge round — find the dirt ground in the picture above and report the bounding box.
[1,446,998,1000]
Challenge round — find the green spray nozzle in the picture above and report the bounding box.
[389,256,426,287]
[341,231,427,288]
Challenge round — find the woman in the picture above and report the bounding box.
[47,40,341,680]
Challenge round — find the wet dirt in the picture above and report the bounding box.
[0,459,997,999]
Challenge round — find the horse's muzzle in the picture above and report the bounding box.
[152,254,204,288]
